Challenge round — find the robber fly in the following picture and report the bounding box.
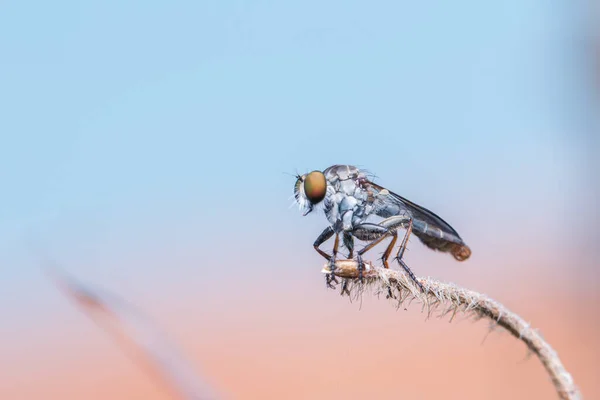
[293,164,471,291]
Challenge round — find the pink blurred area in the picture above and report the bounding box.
[0,247,598,400]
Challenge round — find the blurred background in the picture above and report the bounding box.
[1,1,598,399]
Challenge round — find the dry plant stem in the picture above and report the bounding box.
[323,260,581,400]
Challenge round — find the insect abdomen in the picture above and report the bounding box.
[412,220,472,261]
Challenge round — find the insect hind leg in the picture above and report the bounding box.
[352,216,413,280]
[390,218,425,292]
[397,258,425,292]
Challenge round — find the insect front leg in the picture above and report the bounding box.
[313,226,334,260]
[313,226,339,288]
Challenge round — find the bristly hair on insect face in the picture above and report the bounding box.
[284,170,303,209]
[293,172,311,215]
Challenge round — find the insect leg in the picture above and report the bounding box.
[343,232,354,258]
[381,232,398,269]
[373,216,412,297]
[341,231,355,294]
[398,258,425,292]
[352,223,392,281]
[395,217,414,261]
[332,232,340,260]
[328,233,341,287]
[391,218,425,291]
[313,226,335,260]
[374,216,414,268]
[313,226,339,288]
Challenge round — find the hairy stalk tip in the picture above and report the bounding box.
[322,260,581,400]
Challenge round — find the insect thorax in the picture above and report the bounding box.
[322,165,375,231]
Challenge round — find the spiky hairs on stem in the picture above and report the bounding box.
[323,260,581,400]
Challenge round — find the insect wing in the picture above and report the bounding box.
[366,181,471,261]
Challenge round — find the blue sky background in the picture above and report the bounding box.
[0,0,597,358]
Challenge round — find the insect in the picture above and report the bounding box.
[293,164,471,291]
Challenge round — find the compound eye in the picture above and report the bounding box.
[303,171,327,204]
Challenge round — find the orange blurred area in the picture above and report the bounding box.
[1,266,598,400]
[182,286,600,400]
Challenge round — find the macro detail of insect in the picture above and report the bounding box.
[294,164,471,292]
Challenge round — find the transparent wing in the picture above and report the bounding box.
[365,181,471,261]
